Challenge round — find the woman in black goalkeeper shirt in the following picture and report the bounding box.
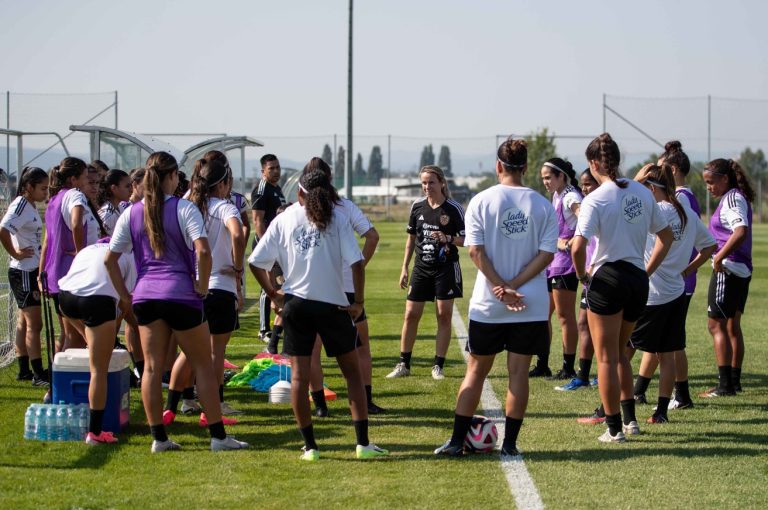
[387,165,465,381]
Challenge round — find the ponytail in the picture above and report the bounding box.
[50,157,87,194]
[586,133,626,188]
[661,140,691,176]
[705,158,756,203]
[641,164,687,230]
[188,159,230,222]
[16,166,48,197]
[143,152,178,258]
[300,168,336,231]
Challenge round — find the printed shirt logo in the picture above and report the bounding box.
[500,207,529,239]
[418,215,425,221]
[293,227,321,252]
[671,220,684,241]
[622,194,644,224]
[439,214,450,226]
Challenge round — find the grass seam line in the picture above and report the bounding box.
[452,304,545,510]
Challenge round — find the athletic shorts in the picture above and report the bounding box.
[579,289,589,310]
[549,272,578,292]
[629,292,687,353]
[8,268,41,309]
[466,320,549,357]
[707,271,751,319]
[133,300,206,331]
[407,262,463,302]
[58,291,116,328]
[345,292,367,324]
[586,260,649,322]
[204,289,239,335]
[282,294,357,357]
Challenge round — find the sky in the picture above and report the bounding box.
[2,0,768,174]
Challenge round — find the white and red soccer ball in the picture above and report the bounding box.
[464,415,498,453]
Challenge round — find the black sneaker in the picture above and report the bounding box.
[528,366,552,378]
[266,338,279,355]
[547,368,577,381]
[434,440,465,457]
[16,371,33,381]
[129,370,141,388]
[32,375,50,387]
[314,407,329,418]
[699,386,736,398]
[733,382,743,392]
[634,393,648,404]
[500,445,522,457]
[367,402,385,415]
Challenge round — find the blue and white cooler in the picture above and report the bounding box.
[52,348,131,433]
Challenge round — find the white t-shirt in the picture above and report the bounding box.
[206,197,242,295]
[645,201,716,305]
[248,203,364,307]
[464,184,558,323]
[58,243,137,300]
[109,195,207,254]
[554,186,581,230]
[98,202,126,236]
[337,198,373,293]
[716,190,751,277]
[61,188,100,246]
[576,179,668,272]
[0,196,43,271]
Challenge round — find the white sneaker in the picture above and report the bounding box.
[151,439,182,453]
[622,421,641,435]
[598,429,626,443]
[385,362,410,379]
[211,435,249,452]
[356,443,390,459]
[431,365,445,380]
[180,399,202,414]
[220,401,244,415]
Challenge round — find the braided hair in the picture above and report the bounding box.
[585,133,626,188]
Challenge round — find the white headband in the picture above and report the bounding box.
[543,161,566,175]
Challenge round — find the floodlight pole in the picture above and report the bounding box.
[706,94,711,219]
[346,0,353,199]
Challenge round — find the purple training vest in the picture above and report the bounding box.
[44,188,89,294]
[675,187,701,294]
[129,197,202,309]
[547,186,582,278]
[710,188,752,272]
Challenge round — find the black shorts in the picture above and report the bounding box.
[204,289,239,335]
[345,292,367,324]
[707,271,751,319]
[133,300,206,331]
[58,291,116,328]
[549,272,578,292]
[587,261,649,322]
[629,293,687,353]
[407,262,463,302]
[8,268,41,309]
[466,320,549,356]
[282,294,357,357]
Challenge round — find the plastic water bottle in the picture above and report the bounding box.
[45,406,56,440]
[56,404,68,441]
[34,406,46,440]
[67,406,79,440]
[78,405,89,440]
[24,406,35,440]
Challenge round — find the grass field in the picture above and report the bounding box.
[0,222,767,509]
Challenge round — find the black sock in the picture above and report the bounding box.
[536,355,549,370]
[503,416,523,451]
[449,413,473,447]
[353,419,369,446]
[675,380,691,403]
[731,367,741,387]
[365,385,373,405]
[30,358,45,377]
[578,358,592,382]
[208,421,226,440]
[219,384,224,403]
[620,399,636,425]
[655,397,670,418]
[150,424,168,442]
[596,404,605,418]
[634,375,651,396]
[165,389,182,413]
[717,365,732,391]
[399,351,412,369]
[605,413,622,436]
[89,409,104,435]
[17,355,30,374]
[182,386,195,400]
[563,353,576,373]
[135,360,145,378]
[311,390,327,410]
[300,424,319,450]
[433,356,445,369]
[273,325,284,338]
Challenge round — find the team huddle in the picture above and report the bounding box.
[4,132,753,458]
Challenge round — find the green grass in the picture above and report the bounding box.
[1,222,767,509]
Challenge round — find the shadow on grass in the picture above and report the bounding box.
[0,441,125,470]
[526,444,765,463]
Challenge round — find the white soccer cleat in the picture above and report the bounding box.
[151,439,182,453]
[622,421,641,436]
[220,401,244,415]
[431,365,445,380]
[386,362,410,379]
[597,430,626,443]
[211,435,249,452]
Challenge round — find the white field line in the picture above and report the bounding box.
[452,305,545,510]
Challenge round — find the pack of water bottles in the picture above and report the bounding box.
[24,403,90,442]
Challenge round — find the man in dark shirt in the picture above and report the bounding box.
[251,154,286,341]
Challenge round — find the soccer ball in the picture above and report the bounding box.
[464,415,498,453]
